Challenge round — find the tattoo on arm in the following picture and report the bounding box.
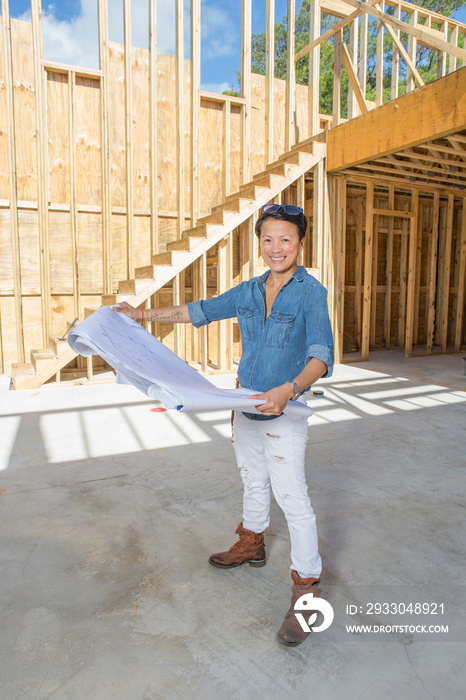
[149,310,184,322]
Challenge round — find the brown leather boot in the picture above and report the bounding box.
[208,522,266,569]
[276,569,321,646]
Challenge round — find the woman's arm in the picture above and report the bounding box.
[113,301,191,323]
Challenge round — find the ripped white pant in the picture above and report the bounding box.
[232,409,322,579]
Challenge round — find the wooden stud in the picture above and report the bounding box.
[31,0,52,347]
[98,0,112,294]
[413,198,423,345]
[69,71,80,321]
[355,196,363,348]
[308,0,320,137]
[123,0,134,277]
[198,254,207,372]
[398,217,409,347]
[149,0,158,253]
[370,206,378,348]
[359,9,368,105]
[333,29,342,127]
[176,0,185,238]
[241,0,251,184]
[376,4,384,107]
[361,181,374,360]
[222,101,231,200]
[391,3,400,100]
[1,0,25,363]
[217,237,228,370]
[449,25,458,74]
[265,0,275,163]
[285,0,296,151]
[335,176,346,362]
[347,18,358,118]
[407,9,418,92]
[384,16,424,89]
[440,194,454,352]
[191,0,201,228]
[297,174,305,266]
[426,192,440,354]
[438,20,447,79]
[384,186,394,347]
[454,197,466,351]
[405,189,419,357]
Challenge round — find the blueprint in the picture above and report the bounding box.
[67,306,313,419]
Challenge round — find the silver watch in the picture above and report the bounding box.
[289,380,304,401]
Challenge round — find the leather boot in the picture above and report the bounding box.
[276,569,321,646]
[208,522,266,569]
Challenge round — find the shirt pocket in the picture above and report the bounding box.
[237,306,256,342]
[265,311,295,349]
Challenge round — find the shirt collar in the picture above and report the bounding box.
[258,265,307,286]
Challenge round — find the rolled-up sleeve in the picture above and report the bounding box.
[304,284,334,378]
[188,283,243,328]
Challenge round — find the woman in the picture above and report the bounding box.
[114,204,334,646]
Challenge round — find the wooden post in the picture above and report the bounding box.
[313,157,325,272]
[1,0,25,363]
[362,182,374,360]
[31,0,51,347]
[199,254,207,371]
[405,190,419,357]
[440,194,454,352]
[265,0,275,163]
[426,192,440,354]
[191,0,201,227]
[123,0,134,277]
[355,196,363,349]
[454,197,466,351]
[309,0,320,136]
[98,0,112,294]
[176,0,185,237]
[285,0,296,151]
[384,186,394,347]
[398,217,408,347]
[297,174,305,266]
[370,206,378,349]
[241,0,251,184]
[438,20,447,78]
[335,176,346,363]
[149,0,158,254]
[449,25,458,74]
[333,30,342,127]
[413,199,423,345]
[218,237,228,370]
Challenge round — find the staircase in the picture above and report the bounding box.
[11,138,326,389]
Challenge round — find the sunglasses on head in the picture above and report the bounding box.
[261,204,304,217]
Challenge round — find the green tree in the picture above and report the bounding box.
[250,0,464,117]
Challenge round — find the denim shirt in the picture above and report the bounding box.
[187,266,334,394]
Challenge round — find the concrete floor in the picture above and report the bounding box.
[1,350,465,700]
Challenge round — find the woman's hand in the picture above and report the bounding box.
[248,383,294,416]
[112,301,142,322]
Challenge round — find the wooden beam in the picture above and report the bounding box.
[265,0,275,163]
[454,197,466,351]
[69,71,80,321]
[406,7,417,93]
[361,182,374,360]
[398,216,408,347]
[295,0,381,62]
[384,186,395,347]
[359,6,368,104]
[222,102,231,200]
[338,0,466,62]
[376,2,384,107]
[149,0,158,254]
[405,189,419,356]
[1,0,25,363]
[391,3,400,100]
[341,42,368,115]
[382,17,424,88]
[327,69,466,171]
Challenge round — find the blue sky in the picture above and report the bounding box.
[7,1,466,93]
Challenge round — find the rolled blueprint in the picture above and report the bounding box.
[68,306,313,419]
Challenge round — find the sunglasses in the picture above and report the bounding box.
[261,204,304,217]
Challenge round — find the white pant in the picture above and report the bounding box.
[232,408,322,578]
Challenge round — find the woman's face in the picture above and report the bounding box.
[259,219,305,275]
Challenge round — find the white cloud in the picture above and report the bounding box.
[201,2,239,60]
[200,80,235,94]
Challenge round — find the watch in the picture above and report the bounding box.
[289,380,304,401]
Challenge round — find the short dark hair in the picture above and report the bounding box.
[255,209,308,241]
